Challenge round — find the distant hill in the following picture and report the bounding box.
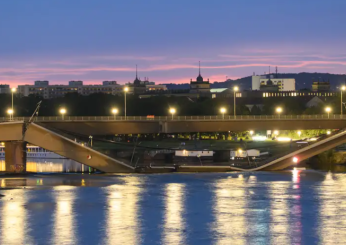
[163,72,346,91]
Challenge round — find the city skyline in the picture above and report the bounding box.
[1,0,346,86]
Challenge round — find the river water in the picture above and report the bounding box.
[0,171,346,245]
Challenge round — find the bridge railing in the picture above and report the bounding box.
[1,114,346,122]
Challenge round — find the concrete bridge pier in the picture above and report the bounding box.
[5,141,27,173]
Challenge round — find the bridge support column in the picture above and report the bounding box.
[5,141,27,173]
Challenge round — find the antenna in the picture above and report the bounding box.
[136,65,138,79]
[199,61,201,75]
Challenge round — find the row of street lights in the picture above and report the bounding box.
[5,85,346,119]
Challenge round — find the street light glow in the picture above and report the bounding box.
[220,107,226,114]
[276,107,282,113]
[327,130,331,135]
[112,108,118,114]
[293,157,299,163]
[169,108,176,114]
[7,109,13,115]
[342,86,346,91]
[124,87,129,92]
[325,107,331,113]
[297,130,302,137]
[233,86,239,91]
[249,130,254,135]
[59,108,66,114]
[274,130,279,135]
[11,88,16,93]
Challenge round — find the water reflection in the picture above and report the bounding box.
[0,190,28,245]
[163,183,186,245]
[52,186,77,245]
[269,182,290,245]
[318,173,346,244]
[104,177,142,245]
[213,177,246,245]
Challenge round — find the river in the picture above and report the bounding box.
[0,171,345,245]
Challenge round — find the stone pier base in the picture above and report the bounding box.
[5,141,27,173]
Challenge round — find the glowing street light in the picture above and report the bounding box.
[297,130,302,138]
[327,130,331,135]
[111,108,118,120]
[293,157,299,163]
[7,109,13,120]
[124,86,129,120]
[11,88,16,120]
[276,107,283,119]
[325,106,332,118]
[59,108,66,120]
[169,108,176,120]
[249,130,254,136]
[341,86,346,117]
[233,86,239,119]
[274,130,279,136]
[220,107,226,119]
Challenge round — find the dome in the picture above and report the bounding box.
[196,74,203,82]
[267,79,273,85]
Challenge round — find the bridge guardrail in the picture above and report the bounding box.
[0,114,346,122]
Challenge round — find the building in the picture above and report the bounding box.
[69,81,83,86]
[0,84,10,94]
[252,75,295,91]
[34,80,49,86]
[190,62,210,93]
[18,80,122,99]
[312,81,330,92]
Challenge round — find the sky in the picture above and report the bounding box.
[1,0,346,86]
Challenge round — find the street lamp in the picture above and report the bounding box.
[276,107,283,119]
[341,86,346,117]
[111,108,118,120]
[59,108,66,120]
[297,130,302,138]
[233,86,239,119]
[7,109,13,120]
[220,107,226,119]
[327,130,331,135]
[169,108,176,120]
[325,107,331,118]
[249,130,254,136]
[11,88,16,120]
[124,87,129,120]
[89,135,93,147]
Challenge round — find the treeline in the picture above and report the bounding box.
[0,92,341,117]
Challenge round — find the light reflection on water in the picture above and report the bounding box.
[1,172,346,244]
[163,183,186,245]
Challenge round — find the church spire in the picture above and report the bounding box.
[135,64,138,79]
[199,61,201,76]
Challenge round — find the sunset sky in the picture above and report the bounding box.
[1,0,346,86]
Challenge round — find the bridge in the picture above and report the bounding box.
[1,114,345,135]
[0,115,345,173]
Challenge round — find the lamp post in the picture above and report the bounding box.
[169,108,176,120]
[59,108,66,120]
[220,107,226,119]
[112,108,118,120]
[124,87,129,120]
[11,88,16,120]
[89,135,93,147]
[7,109,13,121]
[276,107,282,119]
[341,86,346,117]
[325,107,331,119]
[233,86,239,119]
